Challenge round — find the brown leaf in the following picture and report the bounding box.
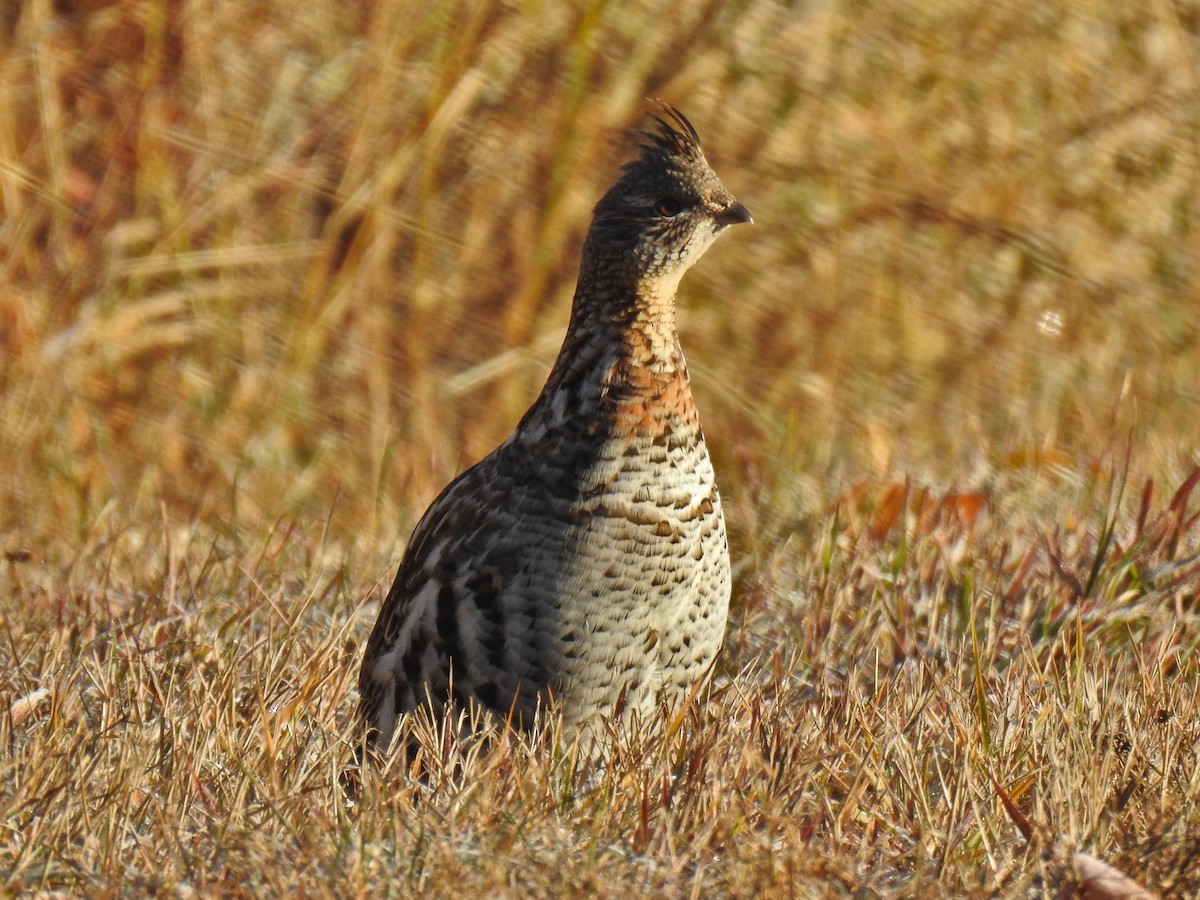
[869,481,907,543]
[944,491,988,532]
[984,768,1033,842]
[10,687,51,726]
[1167,466,1200,515]
[1073,851,1157,899]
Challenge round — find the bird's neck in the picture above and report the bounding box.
[566,264,687,378]
[516,271,699,443]
[568,244,685,364]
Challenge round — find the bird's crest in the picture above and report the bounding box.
[627,100,704,171]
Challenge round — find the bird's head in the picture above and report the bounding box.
[586,103,752,291]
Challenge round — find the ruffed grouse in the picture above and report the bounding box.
[358,104,751,754]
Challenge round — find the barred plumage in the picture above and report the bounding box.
[358,104,751,754]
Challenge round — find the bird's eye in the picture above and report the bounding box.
[654,198,682,217]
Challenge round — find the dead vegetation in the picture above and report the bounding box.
[2,0,1199,896]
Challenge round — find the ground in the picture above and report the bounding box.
[2,1,1198,896]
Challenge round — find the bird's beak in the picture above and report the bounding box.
[714,201,753,227]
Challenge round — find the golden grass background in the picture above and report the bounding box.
[2,0,1199,895]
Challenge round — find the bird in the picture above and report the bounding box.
[357,103,752,758]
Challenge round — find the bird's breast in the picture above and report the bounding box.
[605,357,700,441]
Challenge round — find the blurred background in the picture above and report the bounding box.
[2,0,1198,568]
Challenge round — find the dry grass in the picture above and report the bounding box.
[2,0,1199,895]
